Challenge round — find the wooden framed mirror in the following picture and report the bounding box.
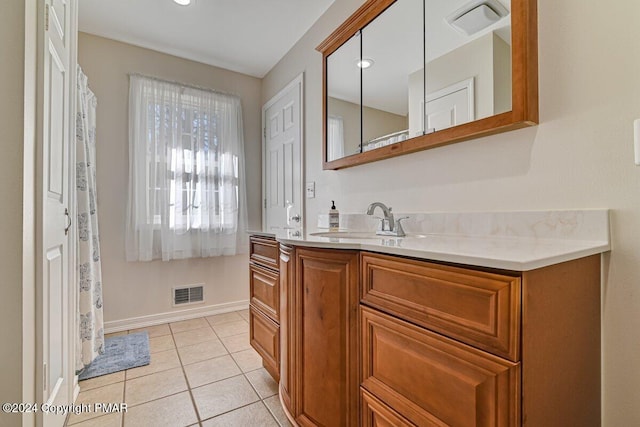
[317,0,537,170]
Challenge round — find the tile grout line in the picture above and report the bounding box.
[199,312,279,425]
[73,311,269,426]
[215,316,280,426]
[171,321,208,426]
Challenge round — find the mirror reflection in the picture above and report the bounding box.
[326,0,512,162]
[326,33,361,161]
[422,0,511,134]
[362,0,422,152]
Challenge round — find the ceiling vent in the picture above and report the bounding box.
[446,0,509,36]
[173,284,204,306]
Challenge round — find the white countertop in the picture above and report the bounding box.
[275,231,609,271]
[266,210,611,271]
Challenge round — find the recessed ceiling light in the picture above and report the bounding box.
[173,0,191,5]
[356,58,374,69]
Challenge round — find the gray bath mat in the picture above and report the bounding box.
[79,332,150,380]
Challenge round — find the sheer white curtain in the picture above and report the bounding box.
[327,115,344,160]
[126,75,248,261]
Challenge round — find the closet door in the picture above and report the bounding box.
[37,0,78,426]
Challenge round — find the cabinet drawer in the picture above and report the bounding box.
[362,388,415,427]
[361,306,520,427]
[250,264,279,322]
[250,306,280,382]
[250,236,279,271]
[361,252,520,361]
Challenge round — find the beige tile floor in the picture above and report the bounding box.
[66,309,292,427]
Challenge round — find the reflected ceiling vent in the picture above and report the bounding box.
[446,0,509,36]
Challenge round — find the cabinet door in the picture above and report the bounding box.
[250,264,280,322]
[362,306,520,427]
[294,248,359,427]
[249,306,280,382]
[362,388,416,427]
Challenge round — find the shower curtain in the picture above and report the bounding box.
[75,66,105,372]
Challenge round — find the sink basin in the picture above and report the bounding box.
[310,231,428,239]
[310,231,380,239]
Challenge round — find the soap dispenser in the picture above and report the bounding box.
[329,200,340,231]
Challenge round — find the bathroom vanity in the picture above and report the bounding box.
[248,233,281,382]
[249,210,610,426]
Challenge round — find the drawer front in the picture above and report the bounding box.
[362,388,416,427]
[250,306,280,381]
[250,236,279,271]
[250,264,279,322]
[361,306,520,427]
[361,252,521,361]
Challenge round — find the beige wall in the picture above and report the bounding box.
[78,33,262,324]
[0,0,25,424]
[262,0,640,425]
[492,33,512,115]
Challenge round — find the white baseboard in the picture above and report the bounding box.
[103,300,250,334]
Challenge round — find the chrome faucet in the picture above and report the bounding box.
[366,202,407,237]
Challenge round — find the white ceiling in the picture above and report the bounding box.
[79,0,336,78]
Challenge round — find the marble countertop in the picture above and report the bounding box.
[267,210,611,271]
[247,230,276,238]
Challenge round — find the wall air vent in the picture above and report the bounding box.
[173,284,204,306]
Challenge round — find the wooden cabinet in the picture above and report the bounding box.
[249,235,280,382]
[279,244,295,413]
[250,264,280,320]
[361,306,519,426]
[249,305,280,380]
[361,389,414,427]
[361,252,520,361]
[360,252,601,427]
[279,247,360,427]
[250,235,280,271]
[274,245,601,427]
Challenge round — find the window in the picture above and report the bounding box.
[327,115,344,160]
[126,75,248,261]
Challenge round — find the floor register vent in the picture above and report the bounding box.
[173,284,204,306]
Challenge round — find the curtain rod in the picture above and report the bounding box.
[128,73,240,99]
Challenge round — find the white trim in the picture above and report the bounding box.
[261,72,305,233]
[103,300,250,334]
[23,1,38,425]
[68,0,79,410]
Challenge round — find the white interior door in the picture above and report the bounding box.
[37,0,76,425]
[424,78,475,133]
[263,74,304,233]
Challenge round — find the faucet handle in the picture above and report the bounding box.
[394,217,409,237]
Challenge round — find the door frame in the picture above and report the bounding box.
[261,73,305,233]
[23,1,79,425]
